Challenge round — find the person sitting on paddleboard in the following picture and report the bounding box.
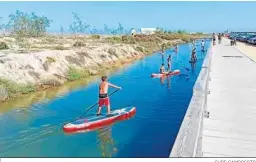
[201,40,205,51]
[160,63,167,74]
[97,76,121,116]
[167,55,172,72]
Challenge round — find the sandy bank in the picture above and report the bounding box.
[0,34,205,102]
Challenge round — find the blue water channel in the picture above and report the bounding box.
[0,40,210,157]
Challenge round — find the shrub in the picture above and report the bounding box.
[135,46,144,52]
[67,67,89,81]
[44,37,56,44]
[6,10,52,37]
[100,54,107,59]
[73,41,86,47]
[0,78,36,96]
[105,36,122,44]
[108,48,116,55]
[91,35,100,39]
[180,35,191,43]
[69,12,90,34]
[46,57,56,63]
[166,42,173,47]
[112,36,122,42]
[0,42,9,50]
[52,45,66,50]
[122,35,136,44]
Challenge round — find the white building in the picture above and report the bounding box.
[140,28,157,35]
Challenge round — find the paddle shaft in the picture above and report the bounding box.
[79,88,120,118]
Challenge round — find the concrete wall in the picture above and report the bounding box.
[170,43,213,157]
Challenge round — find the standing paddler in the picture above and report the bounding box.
[174,45,178,52]
[167,55,172,72]
[201,40,205,51]
[190,48,197,62]
[97,76,121,116]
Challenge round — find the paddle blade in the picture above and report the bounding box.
[185,68,190,71]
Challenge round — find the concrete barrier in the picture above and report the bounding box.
[170,44,212,157]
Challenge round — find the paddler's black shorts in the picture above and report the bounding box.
[99,93,108,99]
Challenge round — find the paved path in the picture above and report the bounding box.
[233,40,256,63]
[202,38,256,157]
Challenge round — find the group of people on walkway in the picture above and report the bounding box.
[212,32,223,45]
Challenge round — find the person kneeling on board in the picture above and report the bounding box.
[97,76,121,116]
[160,63,168,74]
[167,55,172,72]
[191,48,197,62]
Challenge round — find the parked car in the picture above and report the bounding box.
[239,35,248,42]
[246,35,256,43]
[229,33,237,39]
[230,33,241,40]
[236,34,247,41]
[248,37,256,45]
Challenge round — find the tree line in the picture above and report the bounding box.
[0,10,133,37]
[0,10,193,38]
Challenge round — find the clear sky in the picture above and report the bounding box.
[0,1,255,33]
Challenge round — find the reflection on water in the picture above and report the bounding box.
[167,76,171,89]
[0,63,133,114]
[190,62,196,73]
[0,77,97,113]
[97,126,117,157]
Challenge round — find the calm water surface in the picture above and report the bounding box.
[0,40,210,157]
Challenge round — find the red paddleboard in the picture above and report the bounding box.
[63,106,136,133]
[151,69,180,78]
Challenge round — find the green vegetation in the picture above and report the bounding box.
[122,35,136,44]
[0,42,9,50]
[43,37,56,44]
[50,45,67,50]
[5,10,52,37]
[105,36,122,44]
[91,35,100,39]
[135,46,144,53]
[0,10,207,102]
[15,37,32,49]
[73,41,86,47]
[67,67,89,81]
[69,12,90,34]
[107,48,116,55]
[46,57,56,63]
[0,10,206,53]
[0,78,36,96]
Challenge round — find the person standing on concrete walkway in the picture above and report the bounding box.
[218,33,222,44]
[212,33,216,45]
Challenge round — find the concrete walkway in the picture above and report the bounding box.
[233,40,256,63]
[202,38,256,157]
